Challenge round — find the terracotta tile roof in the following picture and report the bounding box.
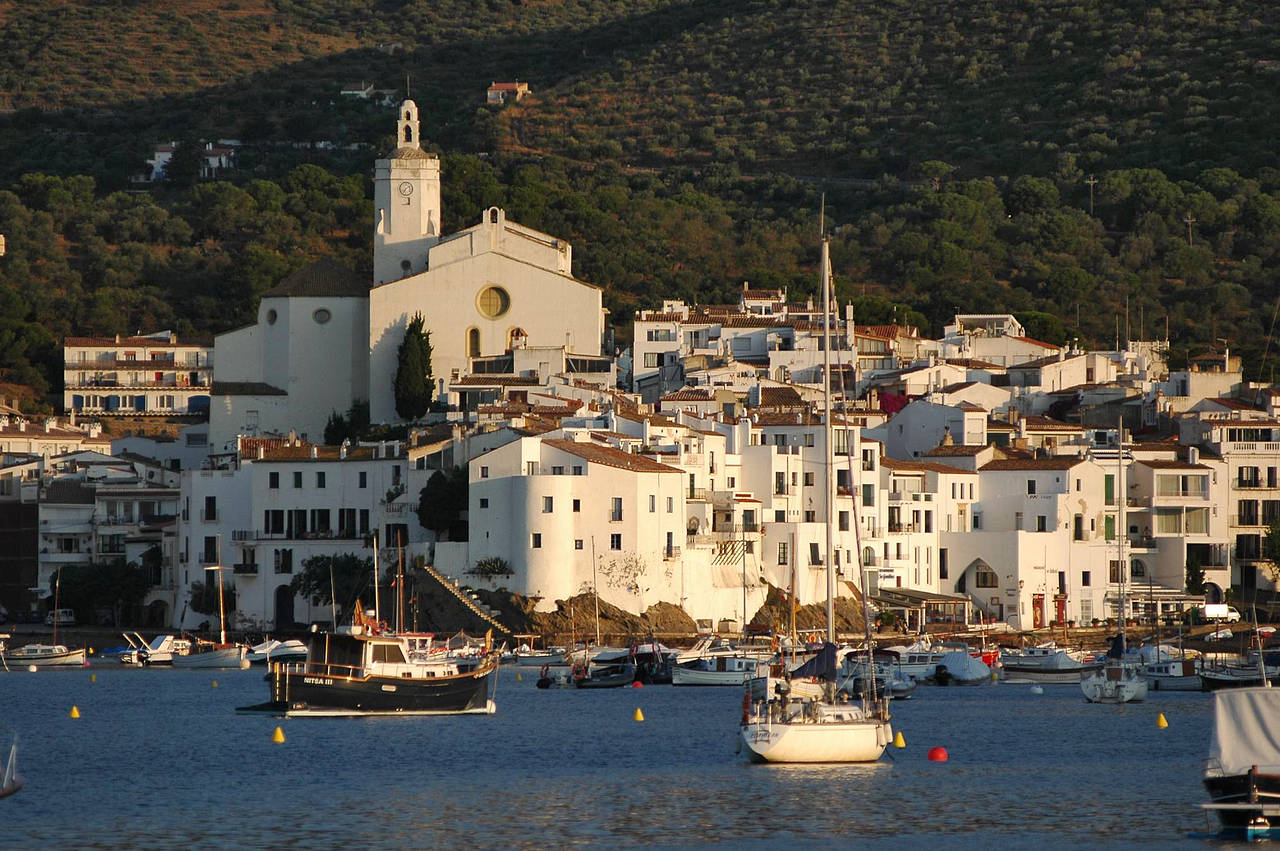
[942,358,1006,370]
[1206,397,1257,411]
[542,439,683,474]
[64,334,213,347]
[263,258,367,298]
[1020,415,1082,431]
[758,387,804,407]
[1009,336,1060,350]
[455,375,541,386]
[661,388,714,402]
[1137,459,1211,470]
[242,438,405,462]
[1009,353,1080,370]
[923,444,988,457]
[636,313,684,322]
[881,457,977,475]
[956,402,986,412]
[387,146,437,161]
[980,457,1083,471]
[212,381,287,396]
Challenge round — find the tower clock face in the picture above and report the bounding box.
[398,181,414,197]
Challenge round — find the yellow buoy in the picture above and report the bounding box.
[516,672,523,682]
[89,647,95,655]
[271,726,286,743]
[633,707,645,722]
[90,673,97,683]
[894,731,906,749]
[211,680,219,688]
[69,706,81,719]
[1156,712,1169,729]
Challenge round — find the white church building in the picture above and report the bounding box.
[209,100,608,447]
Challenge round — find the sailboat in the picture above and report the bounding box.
[739,233,893,763]
[0,738,20,800]
[1,568,86,667]
[174,538,248,668]
[1080,421,1147,703]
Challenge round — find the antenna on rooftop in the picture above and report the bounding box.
[819,193,826,238]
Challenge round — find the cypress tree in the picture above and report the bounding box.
[393,312,433,420]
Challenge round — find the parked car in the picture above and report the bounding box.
[44,608,76,627]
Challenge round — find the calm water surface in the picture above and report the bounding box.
[0,663,1247,848]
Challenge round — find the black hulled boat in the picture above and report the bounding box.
[238,627,499,717]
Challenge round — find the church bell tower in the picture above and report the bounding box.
[373,99,442,285]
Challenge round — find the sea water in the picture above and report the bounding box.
[1,665,1225,848]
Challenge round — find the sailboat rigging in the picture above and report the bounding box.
[1080,419,1147,703]
[738,229,892,763]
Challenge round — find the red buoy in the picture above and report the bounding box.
[927,746,948,762]
[631,680,644,688]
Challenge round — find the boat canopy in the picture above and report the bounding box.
[1208,687,1280,776]
[791,642,838,681]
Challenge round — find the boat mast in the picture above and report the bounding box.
[821,234,835,645]
[372,532,381,626]
[211,535,227,645]
[1117,417,1126,654]
[397,529,405,633]
[52,566,62,646]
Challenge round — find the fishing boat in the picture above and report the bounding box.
[841,649,917,700]
[118,633,190,666]
[1203,686,1280,839]
[177,543,249,668]
[172,637,249,669]
[0,739,19,800]
[738,231,892,764]
[1,643,86,667]
[673,653,769,686]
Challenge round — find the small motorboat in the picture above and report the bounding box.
[246,639,308,665]
[1,643,86,667]
[929,650,992,686]
[572,660,637,689]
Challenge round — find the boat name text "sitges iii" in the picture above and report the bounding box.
[303,677,334,686]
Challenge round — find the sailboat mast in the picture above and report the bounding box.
[373,533,381,626]
[591,536,601,648]
[821,236,836,644]
[1117,418,1126,652]
[215,535,227,645]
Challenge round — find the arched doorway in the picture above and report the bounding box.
[274,585,295,629]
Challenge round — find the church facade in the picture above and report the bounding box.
[209,100,607,446]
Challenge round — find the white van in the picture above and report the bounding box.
[1203,604,1242,623]
[44,608,76,627]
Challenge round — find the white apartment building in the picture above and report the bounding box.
[0,414,110,459]
[64,332,213,416]
[176,438,424,631]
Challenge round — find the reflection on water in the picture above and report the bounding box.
[2,665,1215,847]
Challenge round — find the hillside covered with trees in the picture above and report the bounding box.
[0,1,1278,409]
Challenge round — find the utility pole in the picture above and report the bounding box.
[1085,175,1098,217]
[1184,213,1196,246]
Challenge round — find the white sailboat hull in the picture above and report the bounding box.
[741,716,891,763]
[1081,665,1148,703]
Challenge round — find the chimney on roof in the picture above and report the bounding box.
[1188,447,1199,465]
[340,440,348,460]
[115,333,121,344]
[43,418,53,433]
[17,420,25,432]
[310,445,318,459]
[288,429,297,446]
[940,426,954,447]
[256,445,265,460]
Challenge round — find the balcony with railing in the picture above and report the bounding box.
[663,545,682,560]
[232,562,259,575]
[233,528,367,542]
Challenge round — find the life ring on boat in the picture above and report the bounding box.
[540,664,550,678]
[741,690,751,725]
[378,621,389,634]
[572,663,587,680]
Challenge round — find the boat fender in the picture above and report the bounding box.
[741,690,750,725]
[536,678,552,689]
[540,664,549,678]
